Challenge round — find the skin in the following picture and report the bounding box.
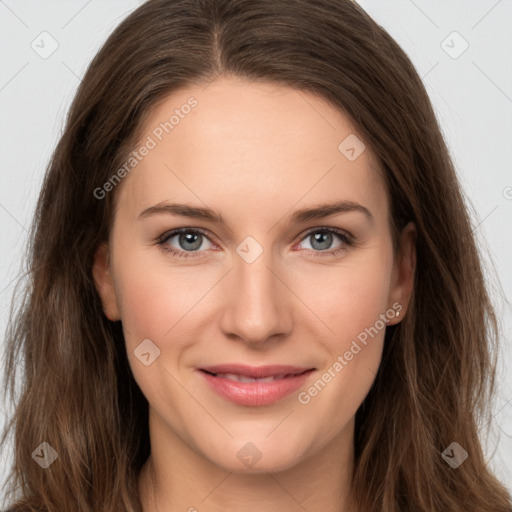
[93,77,416,512]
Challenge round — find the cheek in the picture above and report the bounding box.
[293,256,393,434]
[112,245,195,355]
[296,249,393,345]
[113,251,202,407]
[339,266,391,336]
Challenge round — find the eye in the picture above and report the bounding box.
[296,227,353,258]
[157,228,214,258]
[157,226,353,259]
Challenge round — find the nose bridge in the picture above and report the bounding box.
[219,236,290,343]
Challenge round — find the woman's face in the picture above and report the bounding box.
[94,78,415,473]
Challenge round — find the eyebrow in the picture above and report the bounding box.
[138,200,373,225]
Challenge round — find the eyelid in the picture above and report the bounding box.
[157,225,354,258]
[156,227,217,249]
[156,226,212,242]
[298,225,353,242]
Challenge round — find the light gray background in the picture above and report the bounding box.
[1,0,511,498]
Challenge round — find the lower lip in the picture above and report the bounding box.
[198,369,315,406]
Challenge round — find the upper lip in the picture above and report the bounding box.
[199,364,314,378]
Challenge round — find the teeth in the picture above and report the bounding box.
[215,372,287,383]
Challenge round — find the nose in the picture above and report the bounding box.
[219,245,293,346]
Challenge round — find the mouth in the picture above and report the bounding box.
[200,369,310,383]
[197,364,316,406]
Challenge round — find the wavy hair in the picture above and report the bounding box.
[2,0,511,510]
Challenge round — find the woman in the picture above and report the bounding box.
[2,0,511,510]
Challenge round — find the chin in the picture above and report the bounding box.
[204,438,307,474]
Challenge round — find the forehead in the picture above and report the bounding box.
[116,78,388,225]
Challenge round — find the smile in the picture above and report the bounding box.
[197,365,316,406]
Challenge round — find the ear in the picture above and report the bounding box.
[92,243,121,321]
[387,221,416,325]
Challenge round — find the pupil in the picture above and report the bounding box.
[312,232,331,250]
[180,232,201,251]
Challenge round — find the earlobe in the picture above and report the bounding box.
[92,243,121,321]
[388,221,416,324]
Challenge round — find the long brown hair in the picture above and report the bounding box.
[2,0,511,510]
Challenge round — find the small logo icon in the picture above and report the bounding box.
[441,31,469,59]
[236,236,263,264]
[338,134,366,161]
[31,31,59,59]
[441,442,468,468]
[134,338,161,366]
[237,442,263,468]
[32,442,59,468]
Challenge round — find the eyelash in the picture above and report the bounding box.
[156,227,354,259]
